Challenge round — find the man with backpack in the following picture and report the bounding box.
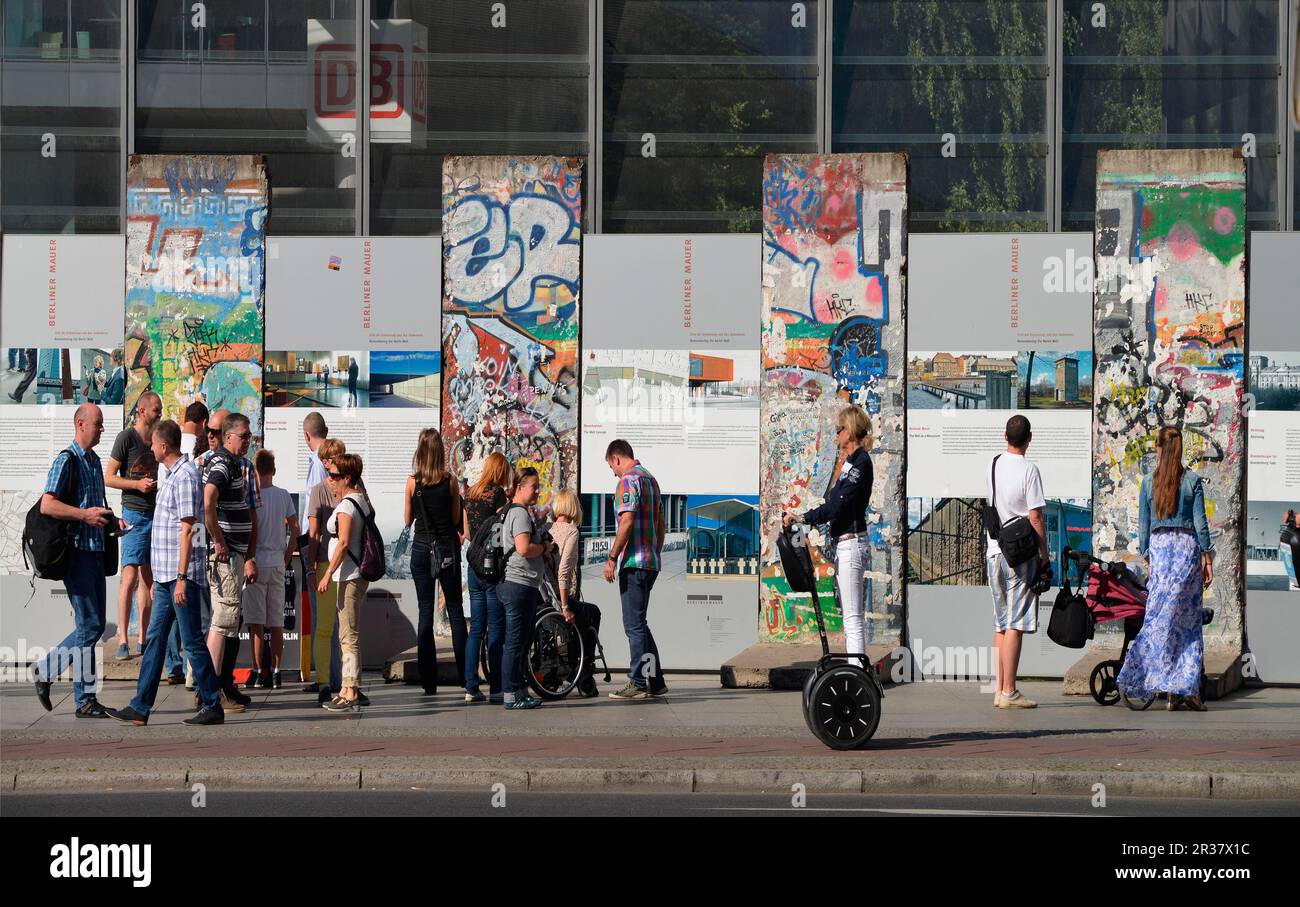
[985,414,1051,710]
[203,412,260,711]
[31,404,124,718]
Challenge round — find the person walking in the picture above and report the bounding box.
[317,453,371,712]
[499,467,546,710]
[462,451,511,703]
[1118,426,1215,712]
[244,449,298,689]
[782,404,875,669]
[603,440,667,700]
[983,414,1050,709]
[203,412,259,711]
[549,488,600,698]
[105,390,162,660]
[305,437,353,704]
[404,428,465,697]
[32,404,124,718]
[105,420,225,726]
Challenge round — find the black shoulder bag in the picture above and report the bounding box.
[982,454,1039,568]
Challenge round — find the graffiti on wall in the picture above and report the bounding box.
[441,156,582,509]
[125,155,267,435]
[1093,149,1246,648]
[760,154,907,645]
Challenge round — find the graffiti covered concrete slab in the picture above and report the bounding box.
[125,155,267,433]
[441,156,582,510]
[1093,149,1246,650]
[760,153,907,646]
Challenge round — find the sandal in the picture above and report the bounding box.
[1182,696,1207,712]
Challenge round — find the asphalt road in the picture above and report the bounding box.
[4,790,1298,818]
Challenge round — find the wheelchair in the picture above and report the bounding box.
[475,579,611,701]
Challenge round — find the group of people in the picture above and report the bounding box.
[782,407,1216,713]
[31,397,671,723]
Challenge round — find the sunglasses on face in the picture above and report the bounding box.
[327,472,342,480]
[206,428,221,436]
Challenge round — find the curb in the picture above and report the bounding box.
[8,766,1300,799]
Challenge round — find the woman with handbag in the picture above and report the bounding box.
[781,404,874,668]
[404,428,465,698]
[317,454,371,713]
[1118,426,1215,712]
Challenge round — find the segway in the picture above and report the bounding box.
[778,523,883,750]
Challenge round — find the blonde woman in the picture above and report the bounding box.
[549,488,601,697]
[1119,426,1214,712]
[462,452,512,702]
[782,405,874,668]
[305,438,347,704]
[404,428,464,697]
[318,453,371,712]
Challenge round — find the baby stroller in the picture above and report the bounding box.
[1058,547,1213,710]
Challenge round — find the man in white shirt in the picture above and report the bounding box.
[244,449,299,689]
[985,414,1051,709]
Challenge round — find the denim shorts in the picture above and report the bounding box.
[119,508,154,567]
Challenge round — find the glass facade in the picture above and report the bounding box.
[2,0,1297,235]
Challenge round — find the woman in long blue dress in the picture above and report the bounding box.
[1118,426,1215,712]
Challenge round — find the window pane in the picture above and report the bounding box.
[1063,0,1281,231]
[135,0,359,235]
[603,0,818,233]
[368,1,589,236]
[832,0,1049,232]
[2,0,122,233]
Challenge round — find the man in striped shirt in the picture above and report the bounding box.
[107,420,224,726]
[603,439,667,700]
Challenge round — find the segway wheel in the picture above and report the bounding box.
[807,667,881,750]
[1122,688,1156,711]
[801,668,818,736]
[1089,660,1121,706]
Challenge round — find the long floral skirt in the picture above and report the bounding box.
[1117,529,1205,699]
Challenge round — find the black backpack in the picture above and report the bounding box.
[22,451,81,581]
[467,503,524,584]
[982,454,1040,568]
[1047,579,1094,649]
[776,525,817,593]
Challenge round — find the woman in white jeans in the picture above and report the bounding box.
[783,405,875,667]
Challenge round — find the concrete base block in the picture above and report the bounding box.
[381,644,463,686]
[1062,649,1120,696]
[1064,647,1243,700]
[721,642,900,689]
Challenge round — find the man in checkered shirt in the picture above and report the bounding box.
[108,420,225,726]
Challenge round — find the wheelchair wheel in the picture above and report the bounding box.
[526,611,585,701]
[1089,660,1122,706]
[807,667,881,750]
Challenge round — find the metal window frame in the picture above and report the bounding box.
[123,0,134,232]
[359,1,370,237]
[1281,0,1296,228]
[1049,0,1061,230]
[820,0,831,154]
[590,0,602,233]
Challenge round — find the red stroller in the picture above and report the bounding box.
[1060,547,1213,710]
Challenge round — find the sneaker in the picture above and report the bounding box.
[609,682,649,701]
[257,671,272,690]
[34,679,53,712]
[997,690,1037,709]
[993,692,1004,708]
[75,700,109,718]
[648,686,668,698]
[219,692,247,714]
[505,697,541,710]
[577,677,599,699]
[464,691,486,703]
[106,705,148,726]
[244,671,260,690]
[114,642,130,660]
[183,707,225,726]
[272,671,282,689]
[1182,696,1208,712]
[227,688,252,707]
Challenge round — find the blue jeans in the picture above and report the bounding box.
[412,540,466,691]
[164,621,184,677]
[131,579,222,716]
[499,580,539,700]
[465,567,504,694]
[37,548,106,707]
[619,568,665,692]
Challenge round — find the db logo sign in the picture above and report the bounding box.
[308,19,426,146]
[314,43,356,118]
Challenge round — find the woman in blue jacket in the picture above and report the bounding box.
[1118,426,1214,712]
[783,404,874,667]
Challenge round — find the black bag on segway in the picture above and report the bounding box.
[1047,586,1093,648]
[777,525,816,593]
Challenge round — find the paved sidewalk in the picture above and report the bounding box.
[3,676,1299,798]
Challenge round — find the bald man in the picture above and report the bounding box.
[106,390,162,659]
[33,404,127,717]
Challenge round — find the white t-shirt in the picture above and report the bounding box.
[254,484,297,570]
[327,492,370,582]
[986,452,1045,557]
